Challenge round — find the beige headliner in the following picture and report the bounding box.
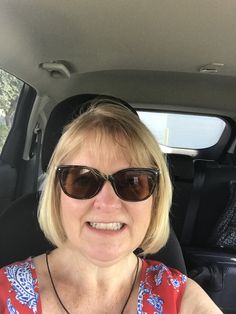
[1,0,236,117]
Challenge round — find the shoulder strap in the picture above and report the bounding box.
[29,123,42,191]
[181,161,207,246]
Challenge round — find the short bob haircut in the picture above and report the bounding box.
[38,100,172,255]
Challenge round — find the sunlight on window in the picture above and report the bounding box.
[139,111,226,149]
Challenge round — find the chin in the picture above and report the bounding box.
[83,247,132,266]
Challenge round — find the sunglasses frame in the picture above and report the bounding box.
[56,165,160,202]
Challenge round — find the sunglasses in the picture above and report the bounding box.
[56,166,159,202]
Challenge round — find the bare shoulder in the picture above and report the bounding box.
[32,253,47,272]
[179,278,223,314]
[32,253,49,289]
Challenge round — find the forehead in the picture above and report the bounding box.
[65,131,132,170]
[61,127,152,170]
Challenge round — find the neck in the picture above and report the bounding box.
[49,247,140,293]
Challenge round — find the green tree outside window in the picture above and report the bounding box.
[0,69,23,153]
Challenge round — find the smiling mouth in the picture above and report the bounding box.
[88,222,125,231]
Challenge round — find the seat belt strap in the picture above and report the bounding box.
[30,123,42,192]
[181,161,206,246]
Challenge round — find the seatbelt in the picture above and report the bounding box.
[181,160,207,246]
[29,123,42,192]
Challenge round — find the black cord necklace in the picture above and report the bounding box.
[45,252,139,314]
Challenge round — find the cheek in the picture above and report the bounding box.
[60,193,88,230]
[132,197,153,233]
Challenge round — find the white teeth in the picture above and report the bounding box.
[89,222,124,230]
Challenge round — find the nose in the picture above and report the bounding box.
[94,181,121,209]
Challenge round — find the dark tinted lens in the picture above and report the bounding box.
[58,166,103,199]
[113,169,157,201]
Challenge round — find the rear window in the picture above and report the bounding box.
[138,111,226,149]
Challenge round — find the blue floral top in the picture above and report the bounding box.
[0,257,187,313]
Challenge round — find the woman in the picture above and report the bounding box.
[0,100,222,313]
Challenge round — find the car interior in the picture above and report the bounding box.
[1,1,236,313]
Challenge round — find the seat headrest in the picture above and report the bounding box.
[41,94,138,172]
[168,154,194,180]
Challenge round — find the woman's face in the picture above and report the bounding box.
[59,137,153,264]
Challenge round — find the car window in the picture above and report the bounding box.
[0,69,24,153]
[138,111,226,149]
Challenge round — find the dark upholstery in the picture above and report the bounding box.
[0,94,187,274]
[181,159,236,313]
[184,247,236,313]
[192,161,236,246]
[0,192,53,267]
[168,154,194,240]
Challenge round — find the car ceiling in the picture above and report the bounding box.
[1,0,236,118]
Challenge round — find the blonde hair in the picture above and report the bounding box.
[38,101,172,255]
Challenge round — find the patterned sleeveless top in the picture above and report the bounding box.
[0,257,187,313]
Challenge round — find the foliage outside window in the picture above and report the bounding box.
[0,69,23,153]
